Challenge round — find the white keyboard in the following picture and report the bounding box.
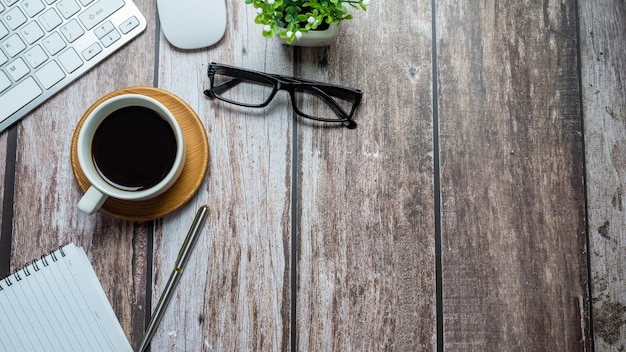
[0,0,146,132]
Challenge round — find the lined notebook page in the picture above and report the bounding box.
[0,243,132,352]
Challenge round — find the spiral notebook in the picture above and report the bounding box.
[0,243,132,352]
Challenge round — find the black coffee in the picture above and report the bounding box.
[92,106,177,191]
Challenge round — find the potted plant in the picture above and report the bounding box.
[245,0,369,46]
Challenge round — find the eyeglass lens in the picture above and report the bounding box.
[212,72,275,106]
[292,86,355,121]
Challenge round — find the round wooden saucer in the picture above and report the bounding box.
[71,87,209,222]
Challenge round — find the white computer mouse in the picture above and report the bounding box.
[157,0,227,49]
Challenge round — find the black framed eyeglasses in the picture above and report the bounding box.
[204,62,363,129]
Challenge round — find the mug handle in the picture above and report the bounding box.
[78,186,108,215]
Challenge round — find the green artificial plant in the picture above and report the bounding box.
[245,0,369,44]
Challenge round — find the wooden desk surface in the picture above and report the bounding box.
[1,1,624,351]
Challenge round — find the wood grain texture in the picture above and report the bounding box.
[7,0,157,348]
[437,1,590,350]
[579,0,626,350]
[296,0,436,350]
[151,1,293,351]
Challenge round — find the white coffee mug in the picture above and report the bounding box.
[77,94,186,215]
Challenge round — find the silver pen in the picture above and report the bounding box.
[138,205,209,352]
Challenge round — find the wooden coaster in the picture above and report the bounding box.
[71,87,209,222]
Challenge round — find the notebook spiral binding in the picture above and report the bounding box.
[0,245,66,291]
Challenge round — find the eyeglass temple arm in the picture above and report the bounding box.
[209,77,242,96]
[270,72,362,95]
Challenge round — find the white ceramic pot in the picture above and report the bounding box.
[283,22,339,47]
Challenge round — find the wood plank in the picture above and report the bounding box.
[8,0,157,349]
[579,0,626,349]
[150,1,293,350]
[296,0,436,350]
[436,1,590,350]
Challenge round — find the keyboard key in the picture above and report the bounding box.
[100,28,120,47]
[0,21,8,39]
[39,8,63,31]
[3,33,27,57]
[78,0,124,30]
[0,72,11,92]
[0,77,43,123]
[60,19,84,42]
[58,47,82,73]
[0,50,7,65]
[6,58,30,81]
[94,20,114,38]
[4,7,27,30]
[21,21,45,44]
[42,32,66,55]
[120,16,140,34]
[36,60,65,89]
[24,45,48,68]
[81,42,101,60]
[22,0,46,17]
[56,0,80,19]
